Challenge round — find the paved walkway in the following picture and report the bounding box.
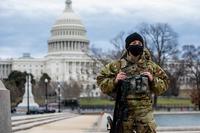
[17,114,200,133]
[17,115,102,133]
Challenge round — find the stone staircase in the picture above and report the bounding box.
[12,112,78,132]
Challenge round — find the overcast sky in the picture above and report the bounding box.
[0,0,200,58]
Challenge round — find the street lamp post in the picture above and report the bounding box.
[45,78,48,112]
[58,84,61,113]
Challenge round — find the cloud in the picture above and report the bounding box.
[0,0,63,18]
[0,0,199,58]
[1,0,200,24]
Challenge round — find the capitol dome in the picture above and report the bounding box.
[48,0,89,56]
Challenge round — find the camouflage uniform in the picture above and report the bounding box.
[97,49,169,133]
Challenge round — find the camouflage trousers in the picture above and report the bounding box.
[123,120,156,133]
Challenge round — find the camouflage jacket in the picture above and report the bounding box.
[96,49,169,122]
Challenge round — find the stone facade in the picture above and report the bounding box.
[0,60,12,79]
[0,80,11,133]
[0,0,100,97]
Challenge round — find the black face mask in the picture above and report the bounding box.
[127,45,144,56]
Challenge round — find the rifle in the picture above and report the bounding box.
[107,81,128,133]
[107,74,150,132]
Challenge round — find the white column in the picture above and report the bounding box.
[2,65,5,78]
[77,42,79,51]
[61,42,63,51]
[78,62,81,80]
[52,43,54,52]
[81,42,83,51]
[78,62,81,74]
[57,42,59,51]
[59,42,62,51]
[78,42,80,51]
[76,62,78,74]
[75,42,77,51]
[73,62,76,79]
[69,62,72,74]
[54,42,57,52]
[73,41,75,51]
[6,65,8,77]
[71,42,72,51]
[67,41,69,50]
[64,42,66,51]
[72,41,74,51]
[81,42,84,51]
[55,42,57,51]
[4,64,6,78]
[54,42,56,51]
[63,61,66,81]
[4,65,6,78]
[68,41,70,50]
[60,42,62,51]
[69,41,72,50]
[75,42,77,50]
[67,62,70,80]
[51,43,53,52]
[74,42,76,51]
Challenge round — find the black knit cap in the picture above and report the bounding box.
[125,32,144,49]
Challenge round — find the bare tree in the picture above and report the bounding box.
[92,23,179,68]
[138,23,179,67]
[182,44,200,110]
[4,71,36,107]
[89,31,126,66]
[90,46,111,66]
[164,60,186,96]
[109,31,126,59]
[61,80,81,99]
[3,80,22,108]
[137,23,179,108]
[32,73,54,105]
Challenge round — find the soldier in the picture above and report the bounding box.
[97,32,169,133]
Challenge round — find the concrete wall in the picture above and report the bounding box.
[0,80,11,133]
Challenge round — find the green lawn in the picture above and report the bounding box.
[79,98,114,106]
[79,97,193,106]
[157,97,193,106]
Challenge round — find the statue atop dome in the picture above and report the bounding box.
[65,0,72,10]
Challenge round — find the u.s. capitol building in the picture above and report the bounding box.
[0,0,100,97]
